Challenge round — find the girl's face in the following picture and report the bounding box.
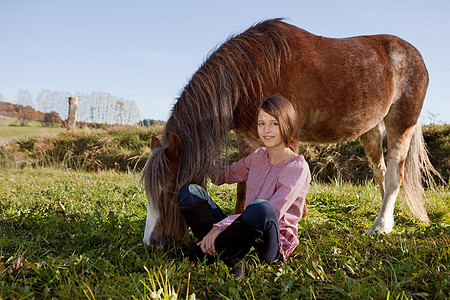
[257,109,284,149]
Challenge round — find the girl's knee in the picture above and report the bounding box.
[247,199,276,216]
[178,184,206,208]
[242,200,277,227]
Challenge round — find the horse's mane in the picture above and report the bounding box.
[144,18,291,239]
[142,146,188,240]
[167,18,290,183]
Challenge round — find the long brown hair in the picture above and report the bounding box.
[257,94,297,151]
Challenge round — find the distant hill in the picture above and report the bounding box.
[0,100,62,124]
[0,100,18,119]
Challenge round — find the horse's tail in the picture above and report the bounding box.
[402,122,441,224]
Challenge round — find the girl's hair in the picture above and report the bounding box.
[257,94,297,151]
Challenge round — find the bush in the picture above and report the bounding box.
[1,125,162,171]
[423,123,450,183]
[0,124,448,184]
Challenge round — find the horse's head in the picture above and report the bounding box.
[142,132,188,249]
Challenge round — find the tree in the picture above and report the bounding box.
[43,111,63,124]
[16,90,34,125]
[104,93,115,123]
[0,100,17,118]
[36,89,51,113]
[16,89,33,107]
[140,119,165,127]
[5,88,142,125]
[125,100,141,125]
[114,100,125,124]
[16,105,38,125]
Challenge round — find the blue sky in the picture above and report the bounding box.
[1,0,449,123]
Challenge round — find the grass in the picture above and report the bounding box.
[0,168,448,299]
[0,119,63,139]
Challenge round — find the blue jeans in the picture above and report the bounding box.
[178,184,283,263]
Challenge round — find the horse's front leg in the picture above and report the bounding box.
[235,182,246,214]
[233,133,259,214]
[143,202,159,246]
[361,122,387,199]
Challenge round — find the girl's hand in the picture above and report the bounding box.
[197,226,220,256]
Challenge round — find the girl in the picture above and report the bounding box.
[178,94,311,278]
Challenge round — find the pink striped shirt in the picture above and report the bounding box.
[209,147,311,260]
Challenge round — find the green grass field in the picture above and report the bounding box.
[0,168,448,299]
[0,119,63,139]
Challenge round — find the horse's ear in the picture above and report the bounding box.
[150,136,162,150]
[166,132,182,161]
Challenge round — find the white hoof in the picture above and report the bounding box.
[366,217,394,235]
[142,238,164,251]
[143,237,152,247]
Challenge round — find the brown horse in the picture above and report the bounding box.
[142,18,437,249]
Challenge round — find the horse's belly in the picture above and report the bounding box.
[296,110,385,144]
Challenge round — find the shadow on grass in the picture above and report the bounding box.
[0,208,191,298]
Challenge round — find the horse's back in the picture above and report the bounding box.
[278,25,428,143]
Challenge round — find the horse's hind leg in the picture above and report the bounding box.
[366,120,416,234]
[365,37,429,234]
[361,122,387,198]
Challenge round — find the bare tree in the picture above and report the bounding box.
[16,90,33,125]
[16,89,33,107]
[125,100,141,125]
[114,100,125,124]
[6,88,142,125]
[36,89,51,112]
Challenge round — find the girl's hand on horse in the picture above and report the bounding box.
[197,226,220,256]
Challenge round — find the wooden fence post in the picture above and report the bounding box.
[67,97,79,130]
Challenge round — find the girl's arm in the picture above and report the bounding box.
[197,226,221,256]
[209,155,252,185]
[197,214,240,254]
[213,214,240,232]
